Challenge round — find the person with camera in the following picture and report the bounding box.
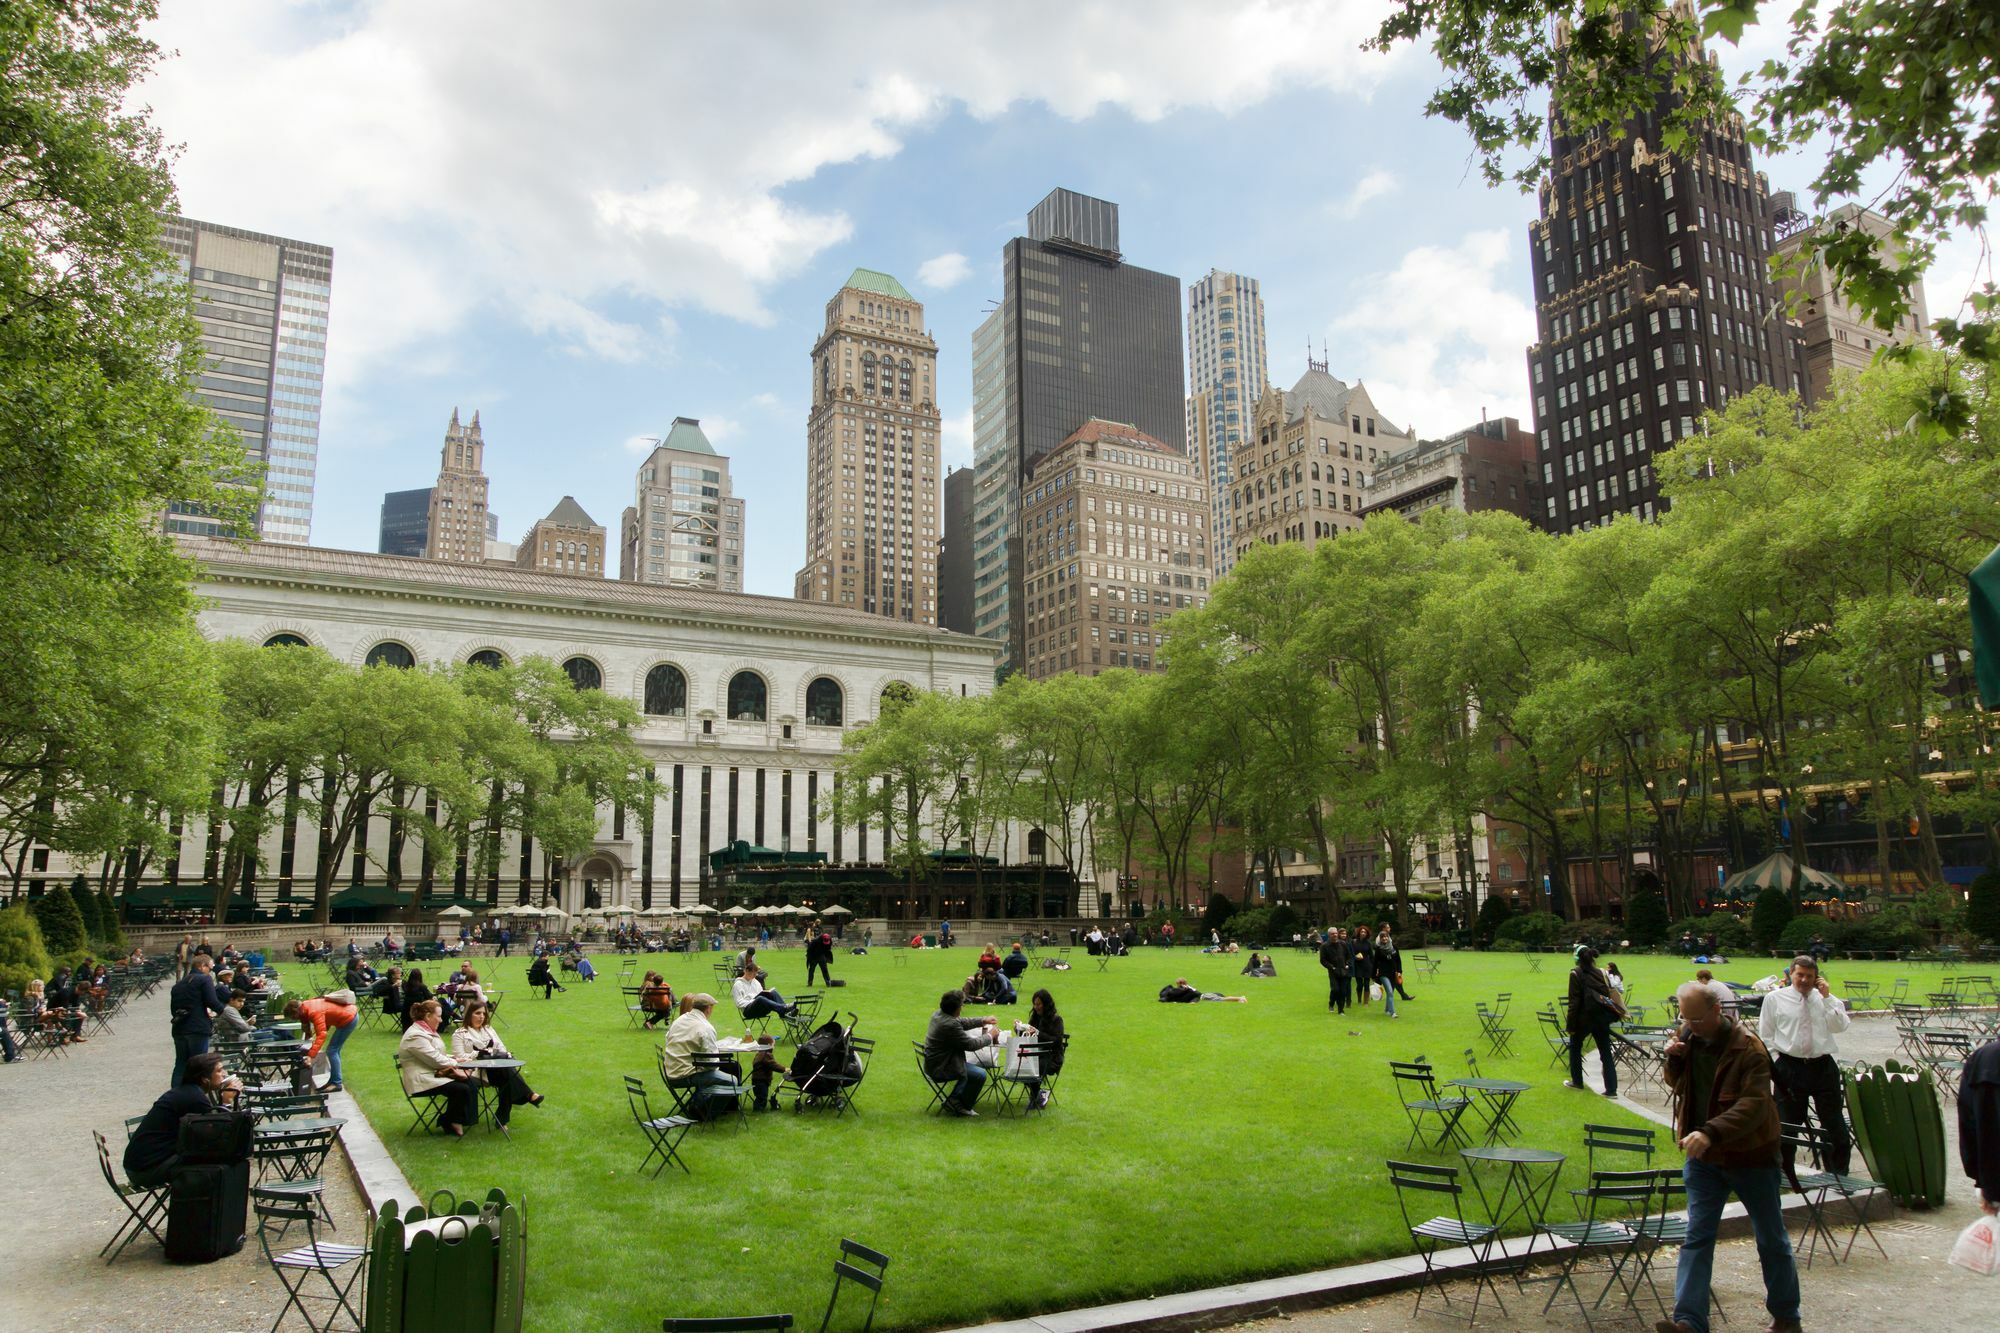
[1654,980,1799,1333]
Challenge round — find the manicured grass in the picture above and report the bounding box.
[282,946,1919,1333]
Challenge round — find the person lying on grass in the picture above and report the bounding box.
[1159,979,1247,1003]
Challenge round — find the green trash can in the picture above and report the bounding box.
[365,1189,526,1333]
[922,934,937,948]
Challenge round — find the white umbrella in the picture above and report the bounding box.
[779,904,806,916]
[722,905,750,917]
[688,903,719,915]
[636,905,672,917]
[822,904,853,916]
[434,904,473,918]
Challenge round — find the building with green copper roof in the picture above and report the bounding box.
[842,268,914,301]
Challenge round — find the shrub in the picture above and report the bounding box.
[1267,903,1302,941]
[1494,911,1565,946]
[1911,886,1965,940]
[1750,887,1794,952]
[1668,914,1753,953]
[1201,893,1237,937]
[0,905,53,995]
[1777,917,1827,955]
[1838,907,1926,954]
[1221,906,1272,942]
[95,886,128,949]
[1624,887,1670,947]
[1475,894,1512,947]
[29,884,88,959]
[1968,870,2000,945]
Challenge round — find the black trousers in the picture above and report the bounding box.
[1325,970,1350,1012]
[419,1079,479,1131]
[484,1068,537,1125]
[1774,1052,1850,1175]
[806,959,831,987]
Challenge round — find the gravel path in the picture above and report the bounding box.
[0,977,369,1333]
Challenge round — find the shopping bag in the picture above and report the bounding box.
[1370,982,1384,1003]
[1005,1025,1041,1079]
[1949,1215,2000,1276]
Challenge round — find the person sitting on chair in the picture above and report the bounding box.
[526,954,565,998]
[449,1000,544,1126]
[1020,989,1065,1110]
[344,957,378,994]
[123,1052,244,1188]
[661,993,740,1118]
[732,962,799,1020]
[1001,943,1030,983]
[396,999,478,1137]
[925,990,997,1117]
[978,944,1003,973]
[1158,979,1247,1003]
[400,968,438,1030]
[640,971,676,1028]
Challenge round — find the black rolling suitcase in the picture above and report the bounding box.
[165,1109,253,1263]
[165,1159,250,1262]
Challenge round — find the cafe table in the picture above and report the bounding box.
[459,1058,525,1135]
[1458,1145,1566,1282]
[1445,1075,1532,1145]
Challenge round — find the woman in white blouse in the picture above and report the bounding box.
[449,1000,543,1126]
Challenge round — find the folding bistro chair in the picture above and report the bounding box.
[622,987,649,1029]
[1475,1002,1516,1057]
[911,1041,952,1115]
[1623,1167,1723,1324]
[1387,1159,1505,1325]
[781,992,824,1046]
[93,1131,167,1263]
[1534,1169,1650,1329]
[393,1054,445,1136]
[252,1186,368,1333]
[1389,1059,1473,1152]
[818,1238,890,1333]
[992,1038,1058,1115]
[815,1037,874,1118]
[1782,1121,1888,1267]
[1582,1122,1655,1175]
[1537,1009,1571,1069]
[690,1052,752,1127]
[662,1317,793,1333]
[253,1121,342,1228]
[624,1075,696,1177]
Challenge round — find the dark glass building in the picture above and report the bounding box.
[971,188,1185,670]
[938,466,975,633]
[378,486,433,557]
[1525,27,1805,535]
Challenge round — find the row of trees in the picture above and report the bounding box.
[3,643,655,925]
[841,354,1998,928]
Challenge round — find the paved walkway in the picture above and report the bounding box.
[0,977,368,1333]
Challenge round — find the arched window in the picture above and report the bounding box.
[467,649,506,669]
[364,641,416,669]
[728,671,767,722]
[263,633,308,649]
[805,677,844,727]
[563,656,602,691]
[880,680,916,714]
[644,663,687,716]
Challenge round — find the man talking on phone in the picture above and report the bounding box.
[1655,980,1800,1333]
[1760,954,1852,1174]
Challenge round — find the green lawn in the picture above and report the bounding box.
[282,946,1917,1333]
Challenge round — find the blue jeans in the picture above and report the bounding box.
[1383,985,1397,1017]
[324,1016,357,1086]
[1674,1157,1799,1333]
[742,992,793,1019]
[950,1065,987,1110]
[171,1032,210,1087]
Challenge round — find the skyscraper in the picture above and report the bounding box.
[938,466,975,634]
[1232,359,1410,561]
[794,270,941,622]
[970,188,1186,671]
[423,409,490,565]
[1185,270,1267,579]
[1771,200,1929,404]
[378,487,432,557]
[1525,21,1804,535]
[160,216,332,544]
[620,418,746,592]
[517,496,607,577]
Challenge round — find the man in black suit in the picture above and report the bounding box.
[125,1052,242,1188]
[1318,930,1352,1014]
[168,956,227,1087]
[924,990,996,1117]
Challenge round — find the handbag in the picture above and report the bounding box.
[1950,1215,1999,1276]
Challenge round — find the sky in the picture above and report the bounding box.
[136,1,1982,598]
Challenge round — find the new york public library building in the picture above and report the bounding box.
[87,538,1082,927]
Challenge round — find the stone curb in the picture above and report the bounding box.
[328,1086,415,1216]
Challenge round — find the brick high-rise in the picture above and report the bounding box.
[795,269,941,623]
[1525,16,1804,534]
[423,409,490,564]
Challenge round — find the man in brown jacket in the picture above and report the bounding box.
[1655,980,1801,1333]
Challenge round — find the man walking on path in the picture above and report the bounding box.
[1760,954,1853,1174]
[1655,980,1801,1333]
[1318,929,1351,1014]
[1964,1034,2000,1218]
[167,955,226,1088]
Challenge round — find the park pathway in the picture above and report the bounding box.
[0,972,368,1333]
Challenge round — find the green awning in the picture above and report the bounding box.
[123,883,221,909]
[329,884,413,910]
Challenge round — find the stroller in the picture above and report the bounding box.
[785,1014,862,1112]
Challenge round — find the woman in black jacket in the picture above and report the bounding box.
[1023,989,1066,1110]
[1372,927,1405,1018]
[1566,946,1623,1096]
[400,969,434,1031]
[1350,925,1375,1008]
[526,954,563,998]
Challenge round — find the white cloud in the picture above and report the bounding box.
[750,392,781,411]
[138,1,1404,381]
[1331,168,1400,220]
[701,415,743,444]
[622,432,661,456]
[1333,230,1536,435]
[917,252,972,289]
[941,409,974,467]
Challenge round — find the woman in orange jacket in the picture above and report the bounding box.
[284,994,360,1092]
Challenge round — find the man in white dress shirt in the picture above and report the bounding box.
[1758,954,1852,1174]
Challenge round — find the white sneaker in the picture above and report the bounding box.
[1564,1080,1582,1089]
